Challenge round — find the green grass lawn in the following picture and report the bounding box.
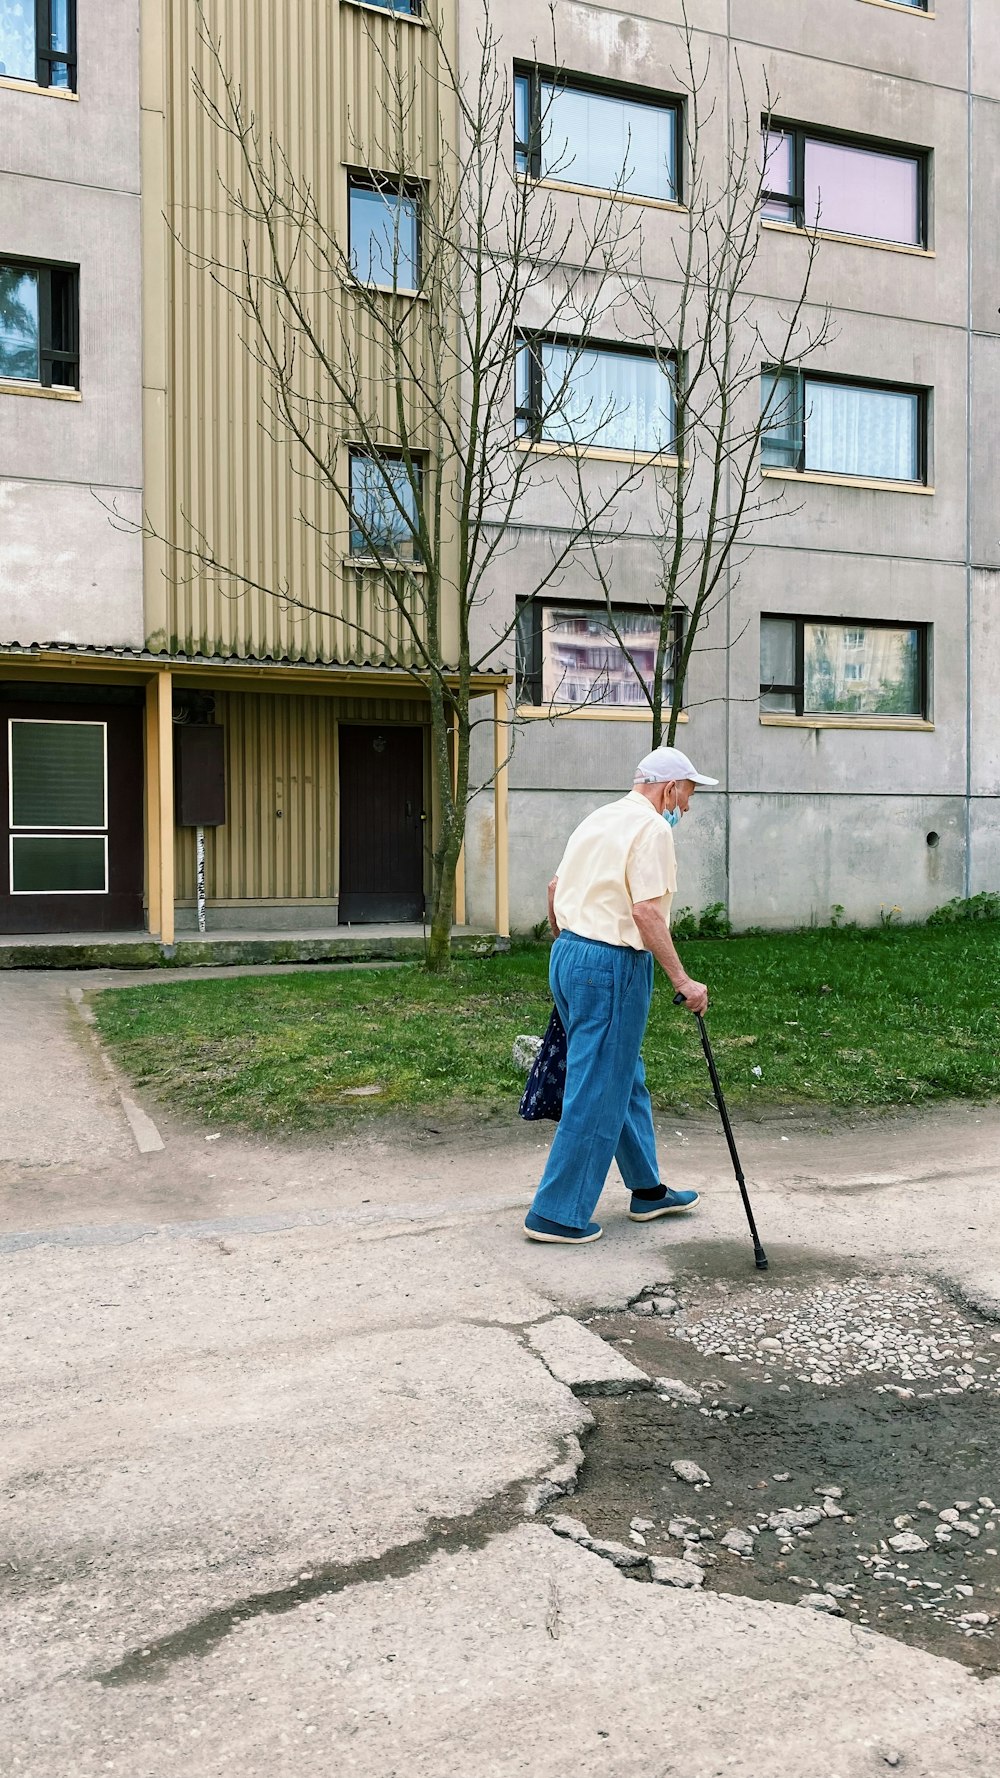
[91,924,1000,1133]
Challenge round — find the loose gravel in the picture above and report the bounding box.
[564,1260,1000,1675]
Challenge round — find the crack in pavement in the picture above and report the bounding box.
[95,1495,523,1687]
[93,1434,588,1689]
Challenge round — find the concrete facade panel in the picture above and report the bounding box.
[970,337,1000,569]
[577,0,730,34]
[729,793,966,929]
[546,4,702,83]
[731,0,969,92]
[747,478,961,581]
[464,791,502,932]
[970,97,1000,333]
[0,480,143,648]
[510,717,653,793]
[972,0,1000,100]
[970,799,1000,895]
[969,568,1000,795]
[733,715,960,803]
[754,229,960,335]
[518,2,727,78]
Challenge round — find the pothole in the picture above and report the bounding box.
[562,1254,1000,1676]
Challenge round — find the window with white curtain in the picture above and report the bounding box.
[761,371,924,483]
[516,336,675,454]
[760,615,926,718]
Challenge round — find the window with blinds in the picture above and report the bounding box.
[8,719,108,894]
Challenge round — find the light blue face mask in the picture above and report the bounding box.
[662,806,681,829]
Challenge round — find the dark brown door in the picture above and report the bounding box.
[339,725,425,923]
[0,698,144,934]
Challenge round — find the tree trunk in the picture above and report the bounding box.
[425,823,462,974]
[425,903,453,973]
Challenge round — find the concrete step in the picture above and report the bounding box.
[0,928,508,970]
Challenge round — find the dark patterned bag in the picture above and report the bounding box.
[518,1006,568,1122]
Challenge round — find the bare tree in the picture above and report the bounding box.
[159,1,665,970]
[576,11,832,746]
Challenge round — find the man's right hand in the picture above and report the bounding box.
[632,900,710,1015]
[675,975,709,1016]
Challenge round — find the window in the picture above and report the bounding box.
[517,601,681,710]
[516,337,674,455]
[760,616,926,719]
[0,259,79,389]
[0,1,76,90]
[761,370,925,484]
[354,0,420,13]
[762,124,925,247]
[348,177,420,291]
[8,718,108,893]
[349,450,421,559]
[514,68,679,203]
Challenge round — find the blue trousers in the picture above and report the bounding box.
[529,931,661,1230]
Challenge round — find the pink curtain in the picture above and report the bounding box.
[805,140,919,244]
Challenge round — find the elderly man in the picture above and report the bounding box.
[524,745,717,1246]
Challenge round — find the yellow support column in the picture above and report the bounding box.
[493,686,510,939]
[154,667,175,945]
[144,678,162,938]
[451,708,466,927]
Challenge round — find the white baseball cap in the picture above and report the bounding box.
[634,745,718,787]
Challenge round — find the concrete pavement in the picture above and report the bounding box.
[0,972,132,1178]
[2,967,1000,1776]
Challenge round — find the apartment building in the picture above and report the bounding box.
[468,0,1000,932]
[0,1,997,941]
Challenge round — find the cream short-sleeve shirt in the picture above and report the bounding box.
[552,791,677,950]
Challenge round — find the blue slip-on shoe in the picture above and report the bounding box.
[524,1210,603,1244]
[628,1187,700,1222]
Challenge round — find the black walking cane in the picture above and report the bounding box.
[674,992,769,1271]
